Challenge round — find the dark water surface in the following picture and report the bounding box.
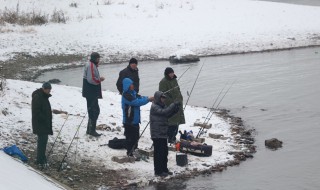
[38,47,320,190]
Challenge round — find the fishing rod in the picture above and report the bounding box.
[183,59,206,110]
[47,111,74,160]
[57,111,87,172]
[127,66,191,156]
[196,80,236,138]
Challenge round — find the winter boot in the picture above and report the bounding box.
[86,119,92,134]
[89,120,101,137]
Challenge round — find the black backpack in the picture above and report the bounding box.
[108,137,126,149]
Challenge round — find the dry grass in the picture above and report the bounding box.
[0,3,69,25]
[50,9,68,23]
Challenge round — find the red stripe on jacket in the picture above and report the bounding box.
[90,62,100,84]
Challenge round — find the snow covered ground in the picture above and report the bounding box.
[0,151,65,190]
[1,0,320,61]
[0,79,238,187]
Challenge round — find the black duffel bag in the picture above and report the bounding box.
[108,137,126,149]
[180,141,212,157]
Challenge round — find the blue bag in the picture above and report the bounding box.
[2,145,28,162]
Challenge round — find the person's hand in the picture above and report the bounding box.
[148,96,154,102]
[100,77,105,81]
[174,101,181,107]
[174,102,181,112]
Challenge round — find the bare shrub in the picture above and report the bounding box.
[0,77,6,96]
[104,0,113,5]
[0,7,48,25]
[50,9,68,23]
[70,3,78,8]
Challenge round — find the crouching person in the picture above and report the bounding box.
[122,78,153,156]
[150,91,180,177]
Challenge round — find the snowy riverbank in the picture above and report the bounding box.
[0,79,253,189]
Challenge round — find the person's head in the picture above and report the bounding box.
[129,58,138,70]
[153,91,166,104]
[122,78,135,93]
[160,94,167,103]
[42,82,52,94]
[164,67,175,79]
[90,52,101,65]
[129,83,135,91]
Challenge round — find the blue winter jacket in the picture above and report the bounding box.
[122,78,149,126]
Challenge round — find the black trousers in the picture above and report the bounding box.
[36,134,48,165]
[152,138,169,175]
[86,97,100,121]
[167,125,179,142]
[124,124,139,156]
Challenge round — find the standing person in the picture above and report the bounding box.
[150,91,180,177]
[31,82,53,168]
[82,52,105,137]
[116,58,140,94]
[122,78,153,156]
[159,67,185,143]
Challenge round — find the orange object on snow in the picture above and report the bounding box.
[175,142,180,151]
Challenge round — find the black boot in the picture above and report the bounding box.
[86,119,92,134]
[89,120,101,137]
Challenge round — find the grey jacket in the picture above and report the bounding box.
[150,91,178,139]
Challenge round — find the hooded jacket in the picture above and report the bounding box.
[150,91,177,139]
[159,74,185,126]
[122,78,149,126]
[31,89,53,135]
[82,61,102,99]
[116,65,140,94]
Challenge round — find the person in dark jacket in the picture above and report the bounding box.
[82,52,105,137]
[116,58,140,94]
[31,82,53,166]
[159,67,185,144]
[122,78,153,156]
[150,91,180,177]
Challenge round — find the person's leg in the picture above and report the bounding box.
[152,138,163,175]
[89,98,101,137]
[167,125,178,143]
[125,125,134,156]
[36,134,48,165]
[133,125,140,150]
[172,125,179,142]
[86,97,94,134]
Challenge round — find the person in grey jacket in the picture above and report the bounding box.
[82,52,105,137]
[150,91,180,177]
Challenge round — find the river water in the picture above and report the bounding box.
[38,46,320,190]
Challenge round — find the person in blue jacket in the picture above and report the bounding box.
[122,78,153,156]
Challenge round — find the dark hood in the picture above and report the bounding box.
[154,91,165,105]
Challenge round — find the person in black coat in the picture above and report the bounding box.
[150,91,180,177]
[116,58,140,94]
[31,82,53,166]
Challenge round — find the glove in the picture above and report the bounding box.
[174,102,180,113]
[174,101,182,107]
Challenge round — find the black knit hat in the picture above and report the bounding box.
[129,58,138,65]
[42,82,52,89]
[164,67,174,76]
[90,52,101,62]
